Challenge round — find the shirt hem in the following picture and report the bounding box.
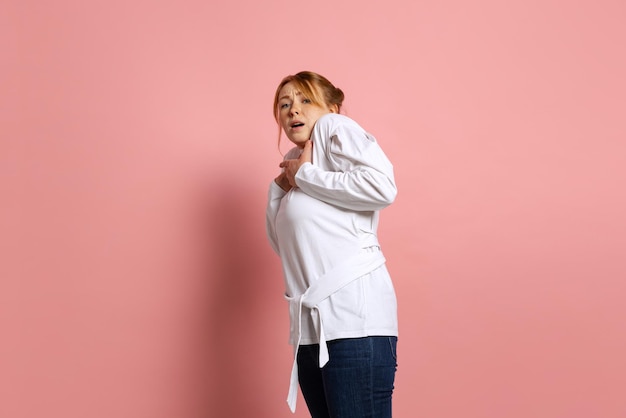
[291,328,398,346]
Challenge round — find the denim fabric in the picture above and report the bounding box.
[297,336,398,418]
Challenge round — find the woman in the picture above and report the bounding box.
[266,71,399,418]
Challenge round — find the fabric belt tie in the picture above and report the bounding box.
[286,250,386,413]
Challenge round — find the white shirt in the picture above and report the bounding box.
[265,113,398,412]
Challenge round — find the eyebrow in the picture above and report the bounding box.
[279,92,302,101]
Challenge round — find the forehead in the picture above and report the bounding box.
[278,82,303,100]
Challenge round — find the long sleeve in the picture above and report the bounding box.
[266,181,287,255]
[266,147,302,255]
[295,115,397,211]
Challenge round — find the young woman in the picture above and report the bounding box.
[266,71,399,418]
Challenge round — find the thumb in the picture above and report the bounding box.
[300,140,313,162]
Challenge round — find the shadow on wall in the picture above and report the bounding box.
[192,179,281,418]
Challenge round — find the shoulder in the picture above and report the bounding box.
[314,113,365,135]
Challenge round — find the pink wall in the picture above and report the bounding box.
[3,1,625,417]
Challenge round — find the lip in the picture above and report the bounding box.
[290,120,305,129]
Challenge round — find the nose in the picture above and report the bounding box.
[289,103,300,116]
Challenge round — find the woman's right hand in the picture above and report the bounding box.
[274,171,293,192]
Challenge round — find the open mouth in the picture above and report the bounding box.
[291,122,304,128]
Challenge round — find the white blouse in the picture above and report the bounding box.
[265,113,398,412]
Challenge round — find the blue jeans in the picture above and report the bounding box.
[297,336,398,418]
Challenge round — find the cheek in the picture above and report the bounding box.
[279,117,289,131]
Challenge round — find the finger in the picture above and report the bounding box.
[280,158,296,167]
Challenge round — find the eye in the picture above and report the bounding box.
[302,98,311,104]
[280,103,290,109]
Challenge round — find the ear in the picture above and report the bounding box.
[329,104,339,113]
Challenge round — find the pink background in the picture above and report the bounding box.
[2,1,625,417]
